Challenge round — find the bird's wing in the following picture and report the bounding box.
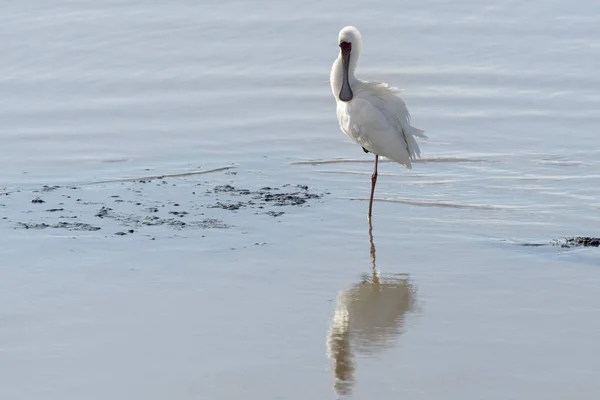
[342,97,414,168]
[361,82,427,160]
[366,82,412,122]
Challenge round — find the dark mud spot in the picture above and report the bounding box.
[46,208,65,212]
[207,184,323,210]
[521,237,600,249]
[199,218,231,229]
[213,184,237,193]
[93,206,230,230]
[143,216,186,227]
[142,216,230,229]
[265,211,285,217]
[255,185,320,206]
[42,185,61,192]
[17,221,101,231]
[555,237,600,248]
[113,230,135,235]
[95,206,112,218]
[260,192,317,206]
[568,237,600,247]
[31,197,45,204]
[209,201,246,211]
[211,184,251,196]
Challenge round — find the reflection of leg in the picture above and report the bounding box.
[368,154,379,218]
[368,216,376,272]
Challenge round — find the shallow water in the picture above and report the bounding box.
[1,0,600,399]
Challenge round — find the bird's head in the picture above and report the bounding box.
[337,26,362,102]
[338,26,362,61]
[338,25,362,47]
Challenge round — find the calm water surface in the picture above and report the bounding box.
[1,0,600,399]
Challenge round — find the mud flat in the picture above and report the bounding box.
[0,169,325,240]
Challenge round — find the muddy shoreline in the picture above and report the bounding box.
[1,171,326,238]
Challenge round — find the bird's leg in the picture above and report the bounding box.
[368,154,379,218]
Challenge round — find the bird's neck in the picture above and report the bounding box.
[330,56,358,101]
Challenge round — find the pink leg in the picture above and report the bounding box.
[368,154,378,218]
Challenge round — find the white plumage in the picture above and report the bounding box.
[330,26,426,217]
[336,81,426,167]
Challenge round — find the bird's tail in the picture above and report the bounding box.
[408,125,427,140]
[402,124,427,163]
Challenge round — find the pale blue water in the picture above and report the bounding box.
[1,1,600,399]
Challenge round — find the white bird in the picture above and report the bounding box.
[330,26,427,218]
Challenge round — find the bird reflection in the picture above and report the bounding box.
[327,219,417,396]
